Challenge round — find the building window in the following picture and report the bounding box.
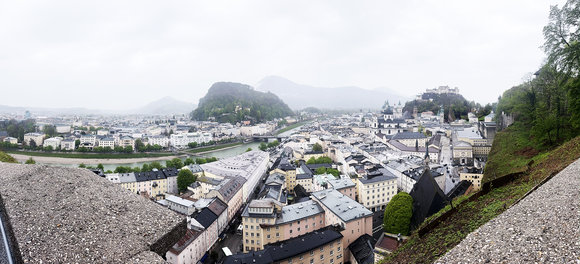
[310,251,314,256]
[320,255,324,260]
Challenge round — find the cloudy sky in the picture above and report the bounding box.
[0,0,565,110]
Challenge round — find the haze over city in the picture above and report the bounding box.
[0,0,565,110]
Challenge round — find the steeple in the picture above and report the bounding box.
[424,141,430,165]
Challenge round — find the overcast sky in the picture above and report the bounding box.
[0,0,565,110]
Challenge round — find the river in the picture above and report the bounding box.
[44,142,262,171]
[33,124,304,171]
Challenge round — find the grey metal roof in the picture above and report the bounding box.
[275,200,324,225]
[327,178,355,190]
[311,189,372,222]
[391,132,427,140]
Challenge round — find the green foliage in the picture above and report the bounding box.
[306,156,332,164]
[403,93,483,122]
[314,167,339,177]
[150,161,163,170]
[246,147,252,152]
[114,166,133,173]
[0,142,19,150]
[78,163,86,168]
[267,140,280,149]
[0,151,17,163]
[312,143,323,152]
[191,82,294,124]
[141,163,151,172]
[184,158,194,166]
[97,163,104,170]
[383,192,413,235]
[24,157,36,164]
[166,158,184,169]
[177,169,197,193]
[259,142,267,151]
[43,125,57,138]
[0,119,36,141]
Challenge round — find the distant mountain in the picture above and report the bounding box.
[191,82,293,124]
[0,104,106,116]
[256,76,409,110]
[129,96,196,115]
[0,97,196,116]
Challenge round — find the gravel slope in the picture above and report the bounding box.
[437,158,580,263]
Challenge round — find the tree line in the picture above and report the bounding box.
[497,0,580,149]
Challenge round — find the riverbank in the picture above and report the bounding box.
[188,142,244,154]
[10,153,185,165]
[4,150,174,159]
[189,143,246,156]
[275,121,306,135]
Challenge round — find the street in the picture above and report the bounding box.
[372,209,385,243]
[439,135,453,165]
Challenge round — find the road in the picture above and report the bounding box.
[439,135,453,165]
[372,209,385,243]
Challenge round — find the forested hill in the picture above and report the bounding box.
[402,93,493,122]
[191,82,294,124]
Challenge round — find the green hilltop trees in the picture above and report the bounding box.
[383,192,414,236]
[177,169,197,193]
[496,0,580,149]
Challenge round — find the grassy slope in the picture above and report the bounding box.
[380,128,580,264]
[275,122,305,135]
[5,150,174,159]
[187,142,243,154]
[0,151,17,163]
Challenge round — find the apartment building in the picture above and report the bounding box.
[226,226,344,264]
[43,137,62,149]
[242,199,325,252]
[23,132,45,146]
[355,170,398,212]
[311,189,373,262]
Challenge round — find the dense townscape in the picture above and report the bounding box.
[3,1,580,263]
[0,86,501,264]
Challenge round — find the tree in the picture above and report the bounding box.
[78,163,86,168]
[543,0,580,74]
[259,142,267,151]
[246,147,252,152]
[306,156,332,164]
[184,158,194,166]
[312,143,322,152]
[123,146,133,153]
[177,169,197,193]
[135,139,146,152]
[383,192,413,236]
[315,167,327,175]
[167,158,183,169]
[267,140,280,149]
[25,157,36,164]
[43,125,57,138]
[150,161,163,170]
[195,158,207,164]
[141,163,151,172]
[75,139,80,149]
[97,164,104,170]
[29,139,37,149]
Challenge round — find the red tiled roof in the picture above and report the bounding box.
[169,229,202,254]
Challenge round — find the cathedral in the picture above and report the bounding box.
[371,101,406,136]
